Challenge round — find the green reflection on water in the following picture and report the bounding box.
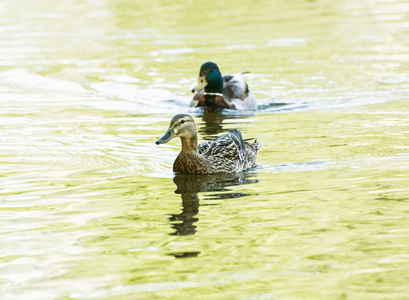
[1,0,409,299]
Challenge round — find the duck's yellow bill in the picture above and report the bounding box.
[156,128,177,144]
[191,76,207,93]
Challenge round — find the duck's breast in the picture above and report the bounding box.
[173,151,209,174]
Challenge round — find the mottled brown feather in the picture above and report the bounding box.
[157,114,262,174]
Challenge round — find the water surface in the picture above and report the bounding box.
[1,0,409,299]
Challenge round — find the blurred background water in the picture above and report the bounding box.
[1,0,409,299]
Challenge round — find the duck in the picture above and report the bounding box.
[190,62,257,110]
[156,114,262,174]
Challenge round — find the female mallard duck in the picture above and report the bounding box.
[156,114,262,174]
[190,62,257,110]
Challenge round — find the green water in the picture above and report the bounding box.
[1,0,409,299]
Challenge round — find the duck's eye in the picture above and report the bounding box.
[210,68,214,72]
[181,119,185,124]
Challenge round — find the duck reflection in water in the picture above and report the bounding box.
[169,172,259,236]
[198,109,255,140]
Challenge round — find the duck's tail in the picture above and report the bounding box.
[245,139,263,154]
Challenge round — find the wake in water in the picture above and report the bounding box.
[1,69,400,116]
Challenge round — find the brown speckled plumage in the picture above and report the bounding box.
[173,151,209,174]
[156,114,262,174]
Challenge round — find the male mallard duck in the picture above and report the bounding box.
[156,114,262,174]
[190,62,257,110]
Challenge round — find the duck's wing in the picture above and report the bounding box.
[198,140,211,154]
[198,129,261,173]
[199,129,246,161]
[222,73,249,102]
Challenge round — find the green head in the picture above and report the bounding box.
[191,62,223,94]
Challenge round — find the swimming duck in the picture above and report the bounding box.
[190,62,257,110]
[156,114,262,174]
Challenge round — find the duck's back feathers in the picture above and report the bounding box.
[198,129,262,173]
[222,73,257,110]
[222,74,249,102]
[199,129,244,158]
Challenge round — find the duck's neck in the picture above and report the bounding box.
[180,134,198,152]
[174,132,209,173]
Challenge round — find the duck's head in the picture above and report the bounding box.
[191,62,223,94]
[156,114,196,144]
